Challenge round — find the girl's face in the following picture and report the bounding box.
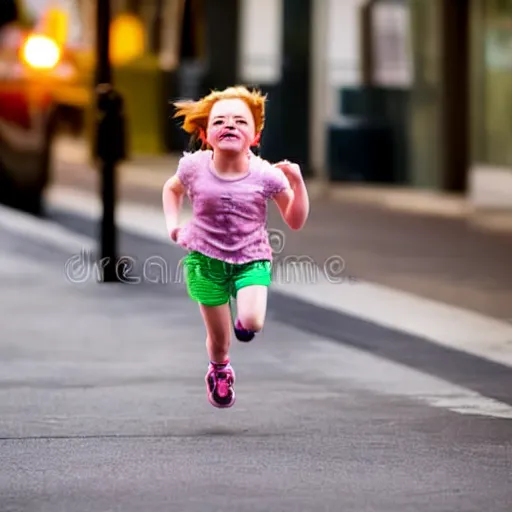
[206,98,256,153]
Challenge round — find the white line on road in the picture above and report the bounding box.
[290,337,512,420]
[0,199,95,253]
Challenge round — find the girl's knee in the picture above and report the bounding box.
[238,314,265,333]
[236,285,267,332]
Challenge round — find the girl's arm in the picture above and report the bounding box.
[162,175,186,239]
[272,162,310,230]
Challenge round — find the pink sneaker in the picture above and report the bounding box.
[205,363,236,408]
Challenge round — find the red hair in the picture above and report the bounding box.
[173,85,266,149]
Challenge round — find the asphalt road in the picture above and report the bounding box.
[0,214,511,512]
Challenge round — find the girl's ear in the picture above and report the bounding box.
[198,127,207,144]
[251,132,261,147]
[198,127,210,149]
[200,128,214,150]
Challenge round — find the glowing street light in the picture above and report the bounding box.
[21,34,61,69]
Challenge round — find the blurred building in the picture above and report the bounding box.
[237,0,512,206]
[27,0,510,204]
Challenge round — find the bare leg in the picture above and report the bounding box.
[199,302,236,408]
[236,285,268,332]
[199,303,232,363]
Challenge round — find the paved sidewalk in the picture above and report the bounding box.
[50,137,512,320]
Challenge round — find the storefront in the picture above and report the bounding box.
[407,0,512,201]
[374,0,470,191]
[468,0,512,207]
[341,0,510,200]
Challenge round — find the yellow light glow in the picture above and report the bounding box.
[42,8,68,46]
[22,35,61,70]
[110,14,145,65]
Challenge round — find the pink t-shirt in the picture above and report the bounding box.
[175,149,289,264]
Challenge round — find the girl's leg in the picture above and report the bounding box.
[184,251,236,407]
[199,302,237,408]
[199,303,232,363]
[235,285,268,333]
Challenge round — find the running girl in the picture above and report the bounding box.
[162,86,309,408]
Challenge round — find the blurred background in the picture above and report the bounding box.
[0,0,512,316]
[0,0,511,215]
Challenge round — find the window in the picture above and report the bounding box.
[485,0,512,165]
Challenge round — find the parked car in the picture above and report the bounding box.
[0,0,90,214]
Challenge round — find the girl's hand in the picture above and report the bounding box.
[273,160,303,188]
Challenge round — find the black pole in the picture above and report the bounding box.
[96,0,111,84]
[94,0,126,283]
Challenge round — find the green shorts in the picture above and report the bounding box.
[183,251,272,307]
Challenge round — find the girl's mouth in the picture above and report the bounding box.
[220,132,238,140]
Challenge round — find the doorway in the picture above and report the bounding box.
[408,0,469,191]
[441,0,470,192]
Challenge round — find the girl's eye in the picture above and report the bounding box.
[213,120,223,125]
[237,119,247,124]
